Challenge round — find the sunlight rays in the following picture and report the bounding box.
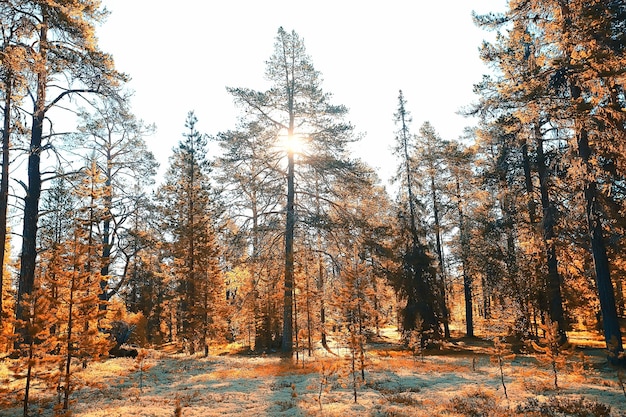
[276,128,310,156]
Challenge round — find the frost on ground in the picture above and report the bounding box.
[2,331,626,416]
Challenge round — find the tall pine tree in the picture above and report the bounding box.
[157,111,223,354]
[227,27,356,354]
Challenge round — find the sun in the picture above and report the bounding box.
[277,128,309,155]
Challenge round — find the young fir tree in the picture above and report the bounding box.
[0,228,14,353]
[157,111,223,354]
[56,160,111,411]
[122,199,169,345]
[324,168,392,400]
[13,163,110,415]
[11,175,73,414]
[11,287,57,417]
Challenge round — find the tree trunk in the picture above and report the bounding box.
[455,177,473,337]
[282,69,296,355]
[186,144,195,352]
[430,176,450,339]
[99,154,113,306]
[16,59,46,334]
[318,254,328,349]
[521,139,538,224]
[0,74,11,324]
[577,125,623,360]
[282,148,295,354]
[558,0,624,362]
[534,124,567,343]
[315,178,329,350]
[305,262,312,356]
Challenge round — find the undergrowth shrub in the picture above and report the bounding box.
[308,358,342,412]
[448,387,506,417]
[530,320,574,389]
[384,393,420,406]
[132,348,150,393]
[522,376,557,395]
[407,317,425,361]
[608,337,626,399]
[366,378,420,395]
[491,337,514,399]
[516,396,611,416]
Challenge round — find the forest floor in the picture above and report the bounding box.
[1,328,626,416]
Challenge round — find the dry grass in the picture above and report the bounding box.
[1,331,624,417]
[207,359,317,380]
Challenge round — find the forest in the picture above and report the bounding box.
[1,1,626,416]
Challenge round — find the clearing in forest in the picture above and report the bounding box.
[2,329,626,416]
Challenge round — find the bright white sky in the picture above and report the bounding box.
[97,0,506,184]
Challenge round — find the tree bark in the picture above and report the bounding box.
[16,20,47,330]
[534,124,567,343]
[455,177,473,337]
[99,150,113,306]
[430,175,450,339]
[577,125,623,360]
[282,148,295,354]
[0,74,11,323]
[554,0,623,361]
[521,139,538,225]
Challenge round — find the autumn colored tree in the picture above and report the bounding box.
[50,161,110,412]
[13,161,110,415]
[0,1,30,331]
[120,196,169,345]
[472,13,572,342]
[470,119,544,336]
[553,0,626,359]
[474,0,624,359]
[330,166,393,374]
[10,0,126,335]
[12,288,57,417]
